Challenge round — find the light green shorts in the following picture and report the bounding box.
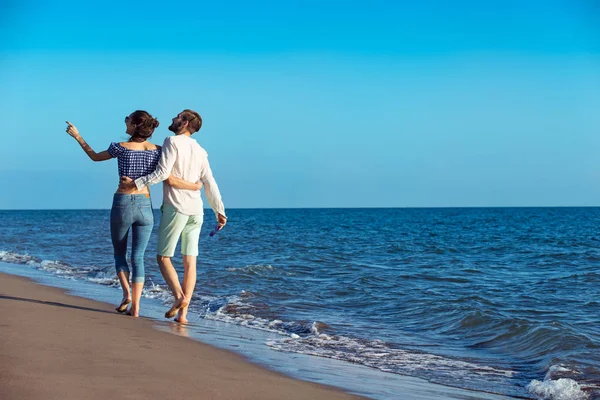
[157,203,204,257]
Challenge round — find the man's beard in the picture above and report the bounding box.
[168,120,182,133]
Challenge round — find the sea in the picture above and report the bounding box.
[1,207,599,399]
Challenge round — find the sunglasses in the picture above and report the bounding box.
[124,116,130,123]
[209,224,222,237]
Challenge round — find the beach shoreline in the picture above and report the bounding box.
[0,272,366,400]
[0,267,519,400]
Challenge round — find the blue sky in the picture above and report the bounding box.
[0,0,598,208]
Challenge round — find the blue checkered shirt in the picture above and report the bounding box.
[107,142,161,180]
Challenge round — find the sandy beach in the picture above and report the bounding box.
[0,272,365,400]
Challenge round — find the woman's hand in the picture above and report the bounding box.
[65,121,80,139]
[65,121,111,162]
[194,180,203,190]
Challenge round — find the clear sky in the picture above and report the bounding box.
[0,0,598,209]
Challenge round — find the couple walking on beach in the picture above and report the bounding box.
[65,109,227,323]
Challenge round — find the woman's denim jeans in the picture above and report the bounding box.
[110,194,154,283]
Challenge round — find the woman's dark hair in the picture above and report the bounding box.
[128,110,159,142]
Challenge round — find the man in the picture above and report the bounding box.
[120,109,227,324]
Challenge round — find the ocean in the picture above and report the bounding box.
[1,207,599,399]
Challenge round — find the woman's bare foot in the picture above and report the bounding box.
[116,271,131,311]
[174,316,189,324]
[115,297,131,313]
[127,304,140,318]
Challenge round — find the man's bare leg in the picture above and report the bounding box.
[157,255,187,317]
[175,255,197,324]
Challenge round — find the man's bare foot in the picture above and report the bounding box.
[115,297,131,313]
[176,304,190,323]
[174,316,188,324]
[165,297,188,319]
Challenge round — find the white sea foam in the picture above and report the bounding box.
[203,294,286,333]
[0,250,38,265]
[226,264,275,274]
[548,365,573,375]
[225,264,295,277]
[87,274,120,286]
[0,251,80,278]
[526,364,594,400]
[266,333,515,389]
[527,378,589,400]
[142,280,173,301]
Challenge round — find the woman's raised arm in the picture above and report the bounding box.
[65,121,112,162]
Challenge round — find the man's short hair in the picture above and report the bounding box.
[181,109,202,133]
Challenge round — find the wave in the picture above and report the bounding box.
[227,264,277,275]
[192,289,519,395]
[0,250,177,304]
[528,379,588,400]
[0,251,89,278]
[527,365,597,400]
[2,250,593,398]
[0,251,43,266]
[266,334,516,393]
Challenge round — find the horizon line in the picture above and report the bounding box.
[1,205,599,211]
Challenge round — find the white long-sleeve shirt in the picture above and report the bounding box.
[134,134,226,217]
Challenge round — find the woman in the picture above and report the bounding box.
[65,110,201,317]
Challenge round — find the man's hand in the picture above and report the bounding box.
[217,213,227,229]
[119,176,136,191]
[194,180,203,190]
